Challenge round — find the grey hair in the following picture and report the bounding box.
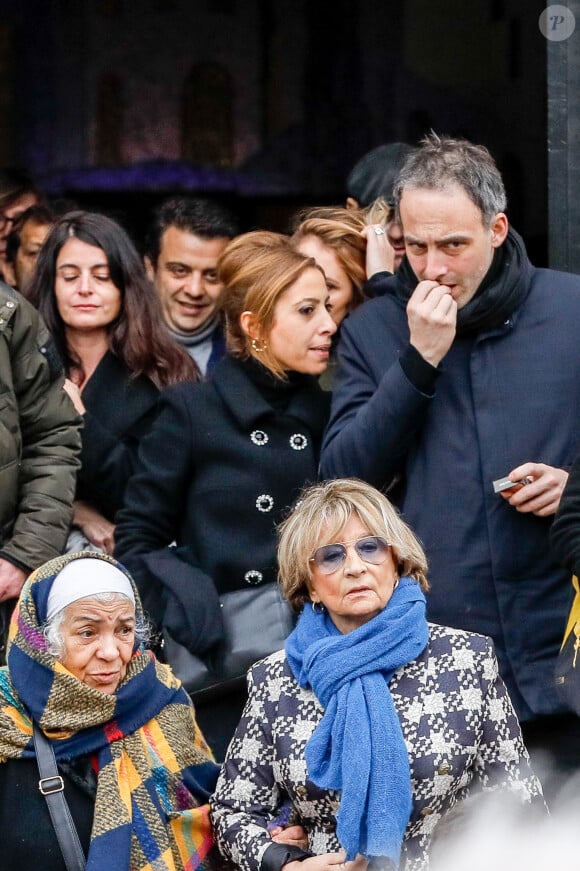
[393,131,507,228]
[43,591,150,659]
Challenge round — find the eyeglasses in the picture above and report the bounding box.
[0,213,18,233]
[309,536,390,575]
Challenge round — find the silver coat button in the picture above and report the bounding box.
[250,430,269,446]
[256,494,274,513]
[289,433,308,451]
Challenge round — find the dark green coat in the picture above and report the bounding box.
[0,283,82,572]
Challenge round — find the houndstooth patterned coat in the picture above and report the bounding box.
[210,623,545,871]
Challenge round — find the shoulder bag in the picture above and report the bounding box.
[162,581,296,702]
[33,721,86,871]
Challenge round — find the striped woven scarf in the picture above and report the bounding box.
[0,551,219,871]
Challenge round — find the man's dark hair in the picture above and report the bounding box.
[5,204,59,263]
[145,196,241,264]
[346,142,417,208]
[0,167,44,210]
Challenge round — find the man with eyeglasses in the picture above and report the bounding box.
[3,205,54,294]
[0,168,42,280]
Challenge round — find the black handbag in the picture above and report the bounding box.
[162,581,296,701]
[554,575,580,715]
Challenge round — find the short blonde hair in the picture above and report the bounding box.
[277,478,429,612]
[217,230,323,379]
[291,206,369,309]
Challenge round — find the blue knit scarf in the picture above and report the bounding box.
[285,577,429,866]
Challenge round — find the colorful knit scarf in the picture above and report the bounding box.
[285,577,429,867]
[0,551,219,871]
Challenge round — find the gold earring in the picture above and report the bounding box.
[251,338,267,353]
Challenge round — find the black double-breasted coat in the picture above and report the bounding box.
[114,355,330,648]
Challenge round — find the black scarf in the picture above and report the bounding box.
[393,227,534,335]
[239,354,322,413]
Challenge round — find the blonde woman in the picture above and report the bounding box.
[211,478,545,871]
[115,231,336,759]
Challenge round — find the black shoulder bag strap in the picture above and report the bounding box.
[32,721,87,871]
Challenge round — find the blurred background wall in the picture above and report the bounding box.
[0,0,551,262]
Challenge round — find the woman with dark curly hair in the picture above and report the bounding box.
[27,210,199,554]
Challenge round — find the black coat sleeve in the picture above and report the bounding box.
[114,386,226,651]
[76,359,161,520]
[113,386,198,621]
[115,388,195,561]
[79,400,159,519]
[551,452,580,576]
[320,311,436,490]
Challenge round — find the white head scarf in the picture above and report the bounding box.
[46,558,135,621]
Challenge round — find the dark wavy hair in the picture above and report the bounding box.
[27,210,199,387]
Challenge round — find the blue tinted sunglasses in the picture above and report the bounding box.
[309,535,390,575]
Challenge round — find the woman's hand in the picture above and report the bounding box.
[73,500,116,554]
[63,378,86,415]
[284,853,368,871]
[361,224,395,278]
[270,824,309,850]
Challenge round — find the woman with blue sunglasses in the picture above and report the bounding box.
[211,477,546,871]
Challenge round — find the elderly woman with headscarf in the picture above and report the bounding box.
[210,478,546,871]
[0,551,220,871]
